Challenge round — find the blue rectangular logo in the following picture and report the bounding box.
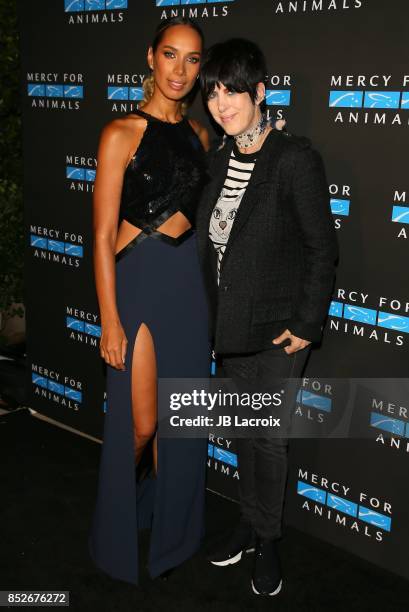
[65,0,127,11]
[299,391,332,412]
[363,91,400,109]
[66,316,84,332]
[297,480,326,503]
[401,92,409,109]
[392,205,409,224]
[29,83,83,99]
[66,166,85,180]
[65,388,82,401]
[343,304,377,325]
[49,380,65,395]
[108,86,144,101]
[85,323,102,337]
[65,244,83,257]
[64,85,83,98]
[28,84,45,97]
[327,494,358,517]
[207,443,214,457]
[266,90,291,106]
[377,311,409,333]
[46,85,64,98]
[213,447,238,467]
[370,411,405,436]
[329,300,343,318]
[48,240,65,253]
[31,235,47,249]
[358,506,391,532]
[32,373,48,388]
[329,91,363,108]
[108,86,127,100]
[85,0,105,9]
[130,87,144,101]
[330,198,350,216]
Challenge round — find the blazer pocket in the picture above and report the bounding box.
[252,299,293,324]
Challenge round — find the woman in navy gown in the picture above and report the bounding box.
[88,17,211,585]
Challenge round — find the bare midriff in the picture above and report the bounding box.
[115,211,192,255]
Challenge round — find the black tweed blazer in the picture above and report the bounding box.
[196,128,339,355]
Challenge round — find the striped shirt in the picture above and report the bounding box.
[209,142,258,284]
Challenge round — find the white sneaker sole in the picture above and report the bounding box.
[210,547,255,567]
[251,578,282,596]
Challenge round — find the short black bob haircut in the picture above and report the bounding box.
[200,38,267,111]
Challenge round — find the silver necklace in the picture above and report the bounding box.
[234,113,268,149]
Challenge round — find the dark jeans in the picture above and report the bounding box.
[218,345,311,540]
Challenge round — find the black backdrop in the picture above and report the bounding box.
[20,0,409,580]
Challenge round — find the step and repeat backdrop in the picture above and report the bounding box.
[20,0,409,580]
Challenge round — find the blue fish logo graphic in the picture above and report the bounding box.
[330,198,350,216]
[300,391,332,412]
[343,305,377,325]
[363,91,400,109]
[66,166,85,180]
[208,443,214,457]
[66,316,84,332]
[48,240,65,253]
[46,85,64,98]
[65,244,83,257]
[129,87,144,101]
[65,0,85,12]
[108,86,128,100]
[266,89,291,106]
[358,506,391,531]
[377,311,409,333]
[30,235,47,249]
[329,91,363,108]
[64,85,83,98]
[327,494,358,517]
[329,300,343,318]
[28,84,45,97]
[32,373,48,388]
[85,0,105,10]
[65,388,82,402]
[85,323,102,337]
[107,0,128,7]
[401,92,409,109]
[213,447,238,467]
[370,412,405,436]
[297,481,326,503]
[392,205,409,224]
[48,381,65,395]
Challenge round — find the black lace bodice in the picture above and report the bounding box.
[119,108,208,231]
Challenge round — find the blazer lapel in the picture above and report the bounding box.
[219,129,285,275]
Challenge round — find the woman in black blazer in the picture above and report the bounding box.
[197,39,338,597]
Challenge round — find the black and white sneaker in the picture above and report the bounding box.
[206,519,255,566]
[251,537,282,596]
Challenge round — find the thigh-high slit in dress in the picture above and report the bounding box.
[88,108,211,585]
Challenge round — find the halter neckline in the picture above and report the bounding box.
[134,108,186,125]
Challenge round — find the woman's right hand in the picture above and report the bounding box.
[100,320,128,370]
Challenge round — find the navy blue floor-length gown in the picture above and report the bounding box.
[88,108,211,585]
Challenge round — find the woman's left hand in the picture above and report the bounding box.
[272,329,311,354]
